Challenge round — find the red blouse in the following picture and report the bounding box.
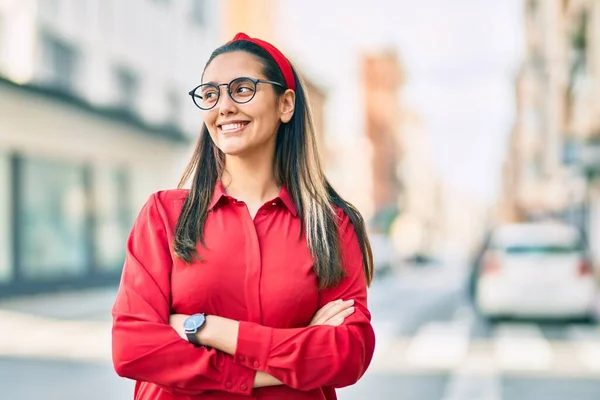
[111,184,375,399]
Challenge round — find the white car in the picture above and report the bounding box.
[475,222,597,320]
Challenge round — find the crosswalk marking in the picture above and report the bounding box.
[492,323,553,370]
[404,321,470,369]
[441,305,502,400]
[369,318,600,378]
[568,325,600,372]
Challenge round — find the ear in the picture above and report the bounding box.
[279,89,296,124]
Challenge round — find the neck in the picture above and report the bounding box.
[221,149,280,204]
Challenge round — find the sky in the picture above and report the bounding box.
[279,0,524,204]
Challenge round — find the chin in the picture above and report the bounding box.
[218,145,249,157]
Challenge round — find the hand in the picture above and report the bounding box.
[309,299,355,326]
[254,371,283,388]
[169,314,190,340]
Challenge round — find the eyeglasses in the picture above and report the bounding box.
[188,77,285,110]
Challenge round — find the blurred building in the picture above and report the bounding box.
[222,1,411,234]
[361,50,403,231]
[219,0,329,165]
[389,110,442,258]
[0,0,219,295]
[500,0,600,266]
[220,0,275,42]
[221,0,379,227]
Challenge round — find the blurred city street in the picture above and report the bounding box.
[2,0,600,398]
[2,261,600,400]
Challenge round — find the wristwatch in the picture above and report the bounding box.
[183,313,207,346]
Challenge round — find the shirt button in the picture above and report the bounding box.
[253,361,259,368]
[260,209,268,215]
[271,202,277,206]
[225,382,233,389]
[240,383,248,391]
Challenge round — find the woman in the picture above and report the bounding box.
[111,32,376,399]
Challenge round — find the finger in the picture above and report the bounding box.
[318,300,353,323]
[320,299,354,320]
[340,306,355,318]
[322,306,355,326]
[322,316,345,326]
[316,299,343,316]
[311,299,343,324]
[315,300,354,325]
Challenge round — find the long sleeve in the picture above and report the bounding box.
[111,193,256,396]
[232,211,376,391]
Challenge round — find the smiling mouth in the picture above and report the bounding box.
[219,121,250,134]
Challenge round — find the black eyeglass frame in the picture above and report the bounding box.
[188,77,286,110]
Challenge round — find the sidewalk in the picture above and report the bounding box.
[0,286,119,363]
[0,286,118,321]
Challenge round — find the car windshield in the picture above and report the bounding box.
[490,224,584,255]
[503,244,580,254]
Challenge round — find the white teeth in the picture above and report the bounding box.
[221,122,246,132]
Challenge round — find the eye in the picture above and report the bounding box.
[203,90,218,99]
[198,84,218,100]
[230,79,256,97]
[236,85,253,93]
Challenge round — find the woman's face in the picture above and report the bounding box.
[201,51,294,157]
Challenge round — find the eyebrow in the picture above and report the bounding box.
[201,77,257,86]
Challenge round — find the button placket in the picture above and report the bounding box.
[236,197,263,324]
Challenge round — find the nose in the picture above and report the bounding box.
[218,87,237,116]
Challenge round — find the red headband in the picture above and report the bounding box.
[230,32,296,91]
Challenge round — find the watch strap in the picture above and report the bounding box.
[186,331,201,346]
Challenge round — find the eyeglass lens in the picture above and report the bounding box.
[195,78,256,109]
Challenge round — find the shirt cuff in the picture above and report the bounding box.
[219,353,256,395]
[234,321,273,371]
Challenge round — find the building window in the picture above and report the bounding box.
[190,0,205,26]
[570,11,588,53]
[94,165,131,271]
[41,33,79,92]
[19,157,88,280]
[115,66,139,113]
[0,151,13,283]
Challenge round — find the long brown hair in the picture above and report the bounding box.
[174,40,374,288]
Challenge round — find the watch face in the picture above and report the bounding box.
[184,313,206,332]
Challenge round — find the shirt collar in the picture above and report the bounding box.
[208,181,298,217]
[208,181,228,210]
[277,185,298,217]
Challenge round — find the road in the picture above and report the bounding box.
[339,262,600,400]
[1,261,600,400]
